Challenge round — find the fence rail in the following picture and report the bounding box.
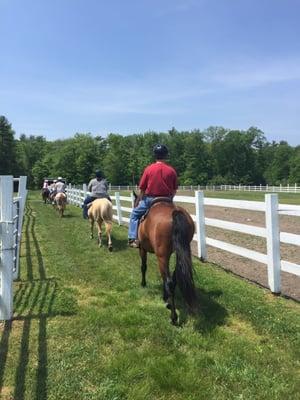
[66,185,300,295]
[0,176,27,320]
[105,184,300,193]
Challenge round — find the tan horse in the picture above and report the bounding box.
[88,198,113,251]
[54,192,67,217]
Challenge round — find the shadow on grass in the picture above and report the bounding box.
[192,287,228,332]
[0,204,77,400]
[173,286,228,332]
[147,279,228,332]
[109,237,128,251]
[61,213,76,218]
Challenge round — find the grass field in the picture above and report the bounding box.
[0,192,300,399]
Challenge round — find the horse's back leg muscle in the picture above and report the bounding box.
[139,247,147,287]
[157,254,178,324]
[97,219,103,247]
[104,221,113,251]
[90,218,94,239]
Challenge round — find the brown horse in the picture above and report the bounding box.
[41,188,50,204]
[54,192,67,217]
[88,198,113,251]
[134,193,197,324]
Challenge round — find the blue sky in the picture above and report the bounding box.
[1,0,300,144]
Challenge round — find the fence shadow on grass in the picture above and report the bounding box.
[0,204,77,400]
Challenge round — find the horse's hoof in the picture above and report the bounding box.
[108,246,113,252]
[141,281,146,287]
[171,316,178,325]
[166,303,172,310]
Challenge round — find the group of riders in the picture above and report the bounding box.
[41,143,178,247]
[42,177,67,204]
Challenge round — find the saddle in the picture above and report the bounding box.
[140,197,173,222]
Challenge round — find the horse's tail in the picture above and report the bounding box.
[172,209,197,308]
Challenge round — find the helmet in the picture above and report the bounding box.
[57,176,62,180]
[95,170,102,178]
[153,144,168,159]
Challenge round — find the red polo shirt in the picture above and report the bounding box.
[139,161,178,197]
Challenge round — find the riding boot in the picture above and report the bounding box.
[83,206,88,219]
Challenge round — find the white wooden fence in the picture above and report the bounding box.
[221,184,300,193]
[0,176,27,320]
[66,185,300,295]
[107,184,300,193]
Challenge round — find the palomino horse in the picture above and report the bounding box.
[88,198,113,251]
[54,192,67,217]
[134,193,197,324]
[41,188,50,204]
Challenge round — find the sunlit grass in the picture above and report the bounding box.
[0,192,299,399]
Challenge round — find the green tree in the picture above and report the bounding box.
[103,134,131,185]
[181,130,210,184]
[264,141,293,184]
[210,129,261,184]
[288,146,300,184]
[0,116,17,174]
[16,134,47,187]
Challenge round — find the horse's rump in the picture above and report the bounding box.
[55,192,67,204]
[88,198,113,222]
[139,202,194,253]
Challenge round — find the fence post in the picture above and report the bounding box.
[0,176,14,320]
[13,176,27,280]
[195,191,206,260]
[265,194,281,293]
[115,192,123,225]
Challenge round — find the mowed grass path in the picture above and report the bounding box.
[0,192,299,400]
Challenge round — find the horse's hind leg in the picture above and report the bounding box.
[157,255,177,324]
[139,247,147,287]
[90,219,94,239]
[97,220,102,247]
[105,221,113,251]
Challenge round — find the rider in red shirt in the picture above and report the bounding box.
[128,144,178,247]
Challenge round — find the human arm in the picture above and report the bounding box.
[138,167,149,192]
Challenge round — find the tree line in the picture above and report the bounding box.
[1,115,299,188]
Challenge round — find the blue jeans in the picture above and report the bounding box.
[128,196,154,240]
[83,196,96,218]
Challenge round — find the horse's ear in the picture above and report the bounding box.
[133,190,137,199]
